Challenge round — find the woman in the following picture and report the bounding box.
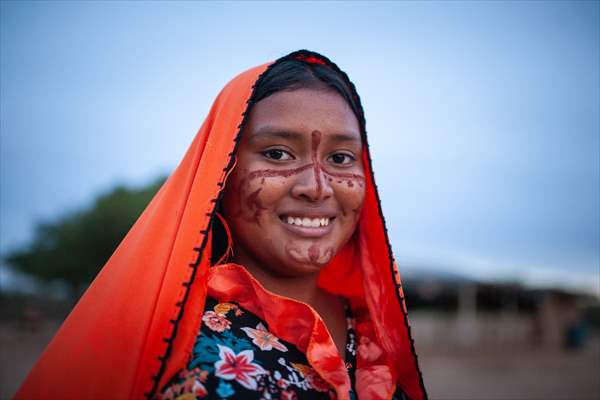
[15,50,426,400]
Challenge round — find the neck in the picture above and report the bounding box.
[232,255,328,307]
[230,252,347,357]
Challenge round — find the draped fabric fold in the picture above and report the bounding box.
[14,50,427,400]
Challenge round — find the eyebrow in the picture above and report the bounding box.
[249,127,304,142]
[328,132,362,144]
[249,126,361,144]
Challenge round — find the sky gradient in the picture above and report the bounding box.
[1,1,598,294]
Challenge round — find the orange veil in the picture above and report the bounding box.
[14,50,427,400]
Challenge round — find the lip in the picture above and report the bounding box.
[279,209,337,219]
[278,215,336,238]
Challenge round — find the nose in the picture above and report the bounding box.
[290,164,333,202]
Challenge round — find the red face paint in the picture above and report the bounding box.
[233,140,365,228]
[311,130,323,199]
[245,188,266,225]
[221,88,366,278]
[286,241,334,266]
[247,163,313,181]
[308,243,320,263]
[322,170,365,182]
[230,126,366,261]
[240,129,364,209]
[229,170,267,224]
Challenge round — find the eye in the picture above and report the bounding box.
[262,148,294,161]
[328,152,355,165]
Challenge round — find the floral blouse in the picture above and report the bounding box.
[159,297,408,400]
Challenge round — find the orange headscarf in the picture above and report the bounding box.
[14,50,427,400]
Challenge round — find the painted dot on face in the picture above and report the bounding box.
[221,88,365,278]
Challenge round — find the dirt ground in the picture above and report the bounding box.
[417,340,600,400]
[1,320,598,400]
[0,320,62,399]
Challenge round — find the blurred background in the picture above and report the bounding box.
[1,1,598,398]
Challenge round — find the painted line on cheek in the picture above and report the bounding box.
[322,169,365,182]
[247,163,313,180]
[234,163,317,226]
[311,130,323,199]
[246,188,265,225]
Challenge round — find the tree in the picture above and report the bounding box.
[5,176,166,300]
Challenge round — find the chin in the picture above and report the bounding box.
[274,264,323,279]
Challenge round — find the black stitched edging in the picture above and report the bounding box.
[144,56,279,400]
[287,50,429,399]
[144,50,428,400]
[356,88,429,400]
[143,209,213,397]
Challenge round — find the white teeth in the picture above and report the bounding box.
[283,216,331,228]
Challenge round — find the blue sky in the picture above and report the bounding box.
[1,1,598,294]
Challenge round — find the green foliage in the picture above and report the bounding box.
[5,176,166,295]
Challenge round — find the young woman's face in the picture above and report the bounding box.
[222,88,365,277]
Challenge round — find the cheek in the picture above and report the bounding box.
[222,170,244,212]
[225,172,291,221]
[251,178,289,206]
[243,177,291,213]
[331,180,366,214]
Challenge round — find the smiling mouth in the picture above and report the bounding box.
[279,215,335,228]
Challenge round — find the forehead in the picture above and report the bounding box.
[244,88,361,142]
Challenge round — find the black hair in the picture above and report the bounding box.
[210,55,364,265]
[150,51,426,400]
[249,58,363,128]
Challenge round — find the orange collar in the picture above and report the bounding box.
[207,263,352,399]
[207,263,397,400]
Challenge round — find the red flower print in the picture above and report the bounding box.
[181,368,208,397]
[276,378,288,388]
[214,302,244,317]
[281,389,298,400]
[157,384,179,400]
[183,379,207,397]
[158,368,209,399]
[241,323,288,352]
[214,344,267,390]
[202,310,231,332]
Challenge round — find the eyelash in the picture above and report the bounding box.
[261,148,356,165]
[262,149,294,161]
[328,152,355,165]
